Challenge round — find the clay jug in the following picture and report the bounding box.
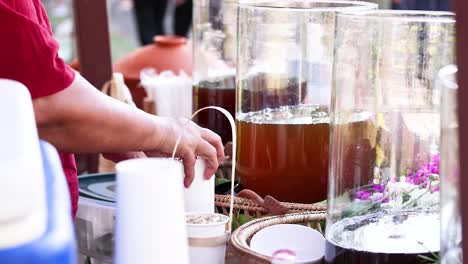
[114,35,192,109]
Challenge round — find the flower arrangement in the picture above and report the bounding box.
[344,153,440,217]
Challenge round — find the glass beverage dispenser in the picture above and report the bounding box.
[193,0,237,144]
[325,11,455,263]
[439,65,462,263]
[236,0,376,203]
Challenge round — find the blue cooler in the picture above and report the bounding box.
[0,141,77,264]
[0,79,77,264]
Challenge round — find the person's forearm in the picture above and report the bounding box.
[34,72,224,185]
[34,73,166,154]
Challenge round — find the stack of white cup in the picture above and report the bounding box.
[185,159,229,264]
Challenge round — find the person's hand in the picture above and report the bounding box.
[147,117,224,188]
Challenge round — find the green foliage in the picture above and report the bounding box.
[418,252,440,264]
[342,201,374,218]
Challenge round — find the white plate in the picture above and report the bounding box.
[250,224,325,263]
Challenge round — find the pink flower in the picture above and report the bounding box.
[352,153,440,206]
[356,190,372,200]
[373,184,385,193]
[405,153,440,188]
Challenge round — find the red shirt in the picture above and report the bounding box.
[0,0,78,216]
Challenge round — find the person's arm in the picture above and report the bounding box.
[34,73,224,186]
[0,2,223,186]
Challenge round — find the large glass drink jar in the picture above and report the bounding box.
[439,65,462,263]
[193,0,237,144]
[236,1,377,203]
[325,11,455,263]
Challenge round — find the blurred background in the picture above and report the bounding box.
[42,0,139,63]
[42,0,452,65]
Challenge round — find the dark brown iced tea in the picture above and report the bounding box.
[193,76,236,144]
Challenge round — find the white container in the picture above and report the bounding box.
[182,105,236,264]
[115,158,189,264]
[184,159,215,213]
[0,79,47,248]
[140,69,192,118]
[186,212,230,264]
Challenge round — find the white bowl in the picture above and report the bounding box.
[250,224,325,263]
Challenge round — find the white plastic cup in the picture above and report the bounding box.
[186,212,230,264]
[140,68,192,118]
[115,158,189,264]
[184,159,215,213]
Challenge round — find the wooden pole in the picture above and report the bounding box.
[455,0,468,260]
[73,0,113,173]
[73,0,112,90]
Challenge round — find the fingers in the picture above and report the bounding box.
[195,140,219,180]
[201,128,225,166]
[152,117,224,187]
[176,123,223,184]
[182,153,196,188]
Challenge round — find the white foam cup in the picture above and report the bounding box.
[115,158,189,264]
[184,159,215,213]
[186,212,230,264]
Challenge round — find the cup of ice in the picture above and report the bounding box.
[185,212,230,264]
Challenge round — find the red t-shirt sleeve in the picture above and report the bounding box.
[0,1,79,218]
[0,1,75,99]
